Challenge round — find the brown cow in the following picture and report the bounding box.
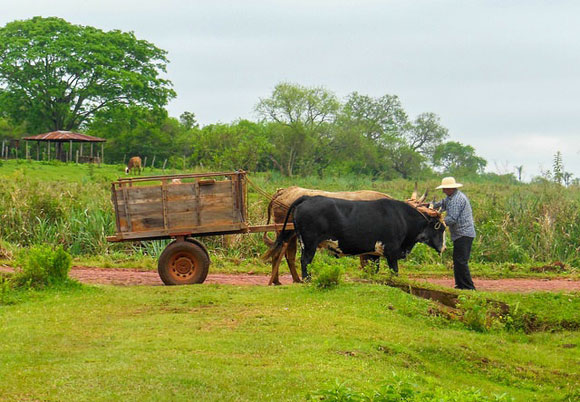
[125,156,142,175]
[264,186,393,285]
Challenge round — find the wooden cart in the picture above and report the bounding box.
[107,171,292,285]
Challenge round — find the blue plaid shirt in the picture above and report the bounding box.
[434,190,476,241]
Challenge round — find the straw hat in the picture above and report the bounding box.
[436,177,463,189]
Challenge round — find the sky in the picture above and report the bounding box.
[3,0,579,180]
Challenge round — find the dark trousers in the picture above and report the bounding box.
[453,236,476,290]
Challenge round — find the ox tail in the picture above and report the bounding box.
[262,199,275,247]
[261,196,308,262]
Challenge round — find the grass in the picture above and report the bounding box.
[0,282,578,401]
[0,159,579,279]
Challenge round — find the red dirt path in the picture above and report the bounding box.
[1,265,579,292]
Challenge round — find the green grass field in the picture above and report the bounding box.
[1,283,579,401]
[0,160,579,400]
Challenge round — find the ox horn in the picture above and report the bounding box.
[418,188,429,203]
[411,182,418,200]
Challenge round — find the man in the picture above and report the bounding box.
[434,177,476,290]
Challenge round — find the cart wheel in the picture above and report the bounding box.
[158,241,210,285]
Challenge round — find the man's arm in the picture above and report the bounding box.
[444,196,466,226]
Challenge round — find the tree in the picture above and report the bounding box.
[179,111,198,130]
[255,82,339,176]
[514,165,524,182]
[339,92,408,144]
[405,112,448,157]
[552,151,564,185]
[86,106,185,164]
[432,141,487,175]
[0,17,175,132]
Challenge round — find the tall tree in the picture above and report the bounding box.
[405,112,448,157]
[339,92,408,145]
[0,17,175,132]
[432,141,487,175]
[255,82,339,176]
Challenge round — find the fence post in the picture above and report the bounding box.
[162,159,167,170]
[151,155,156,169]
[143,156,148,169]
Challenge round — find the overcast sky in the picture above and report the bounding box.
[3,1,579,180]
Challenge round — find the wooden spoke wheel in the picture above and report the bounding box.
[158,241,210,285]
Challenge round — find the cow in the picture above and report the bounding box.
[125,156,142,175]
[264,195,446,281]
[263,186,393,284]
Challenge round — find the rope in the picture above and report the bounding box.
[245,175,291,211]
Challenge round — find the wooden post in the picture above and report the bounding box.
[1,141,4,159]
[162,159,167,170]
[90,143,94,158]
[69,140,73,162]
[47,141,50,161]
[80,143,83,157]
[122,154,126,164]
[37,141,40,161]
[76,150,79,164]
[151,155,156,169]
[101,143,104,164]
[143,156,148,169]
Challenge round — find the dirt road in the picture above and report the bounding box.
[1,265,579,292]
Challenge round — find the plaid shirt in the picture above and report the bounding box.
[434,190,476,241]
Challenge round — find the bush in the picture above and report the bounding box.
[311,261,343,290]
[13,245,72,288]
[457,295,509,332]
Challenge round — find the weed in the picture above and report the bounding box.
[12,245,72,288]
[457,294,509,332]
[310,261,343,290]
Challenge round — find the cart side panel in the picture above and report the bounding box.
[113,177,246,236]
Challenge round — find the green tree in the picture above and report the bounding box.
[255,82,339,176]
[339,92,408,144]
[552,151,564,185]
[405,112,448,157]
[432,141,487,175]
[0,17,175,132]
[191,120,272,171]
[87,106,185,165]
[179,111,198,130]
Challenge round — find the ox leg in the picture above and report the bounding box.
[386,257,399,275]
[300,244,317,282]
[269,242,289,286]
[286,236,302,283]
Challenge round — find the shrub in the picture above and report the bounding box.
[311,261,343,290]
[457,295,509,332]
[13,245,72,288]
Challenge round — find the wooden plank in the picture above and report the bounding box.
[110,222,248,241]
[161,182,169,230]
[121,185,132,232]
[195,181,201,226]
[244,223,295,233]
[111,183,121,233]
[199,181,231,197]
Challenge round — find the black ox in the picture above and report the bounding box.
[264,195,446,280]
